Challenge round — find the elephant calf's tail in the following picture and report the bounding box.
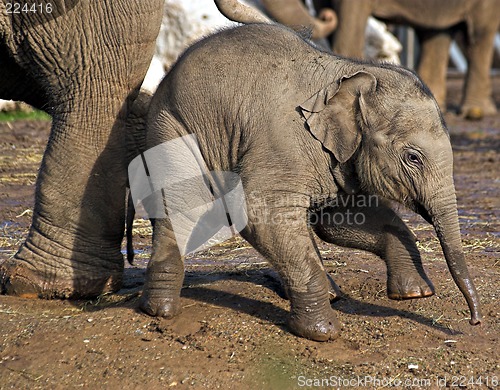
[213,0,272,24]
[126,193,135,265]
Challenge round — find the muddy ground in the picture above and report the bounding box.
[0,77,498,389]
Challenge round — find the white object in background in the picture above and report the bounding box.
[0,100,18,112]
[141,56,166,95]
[156,0,244,70]
[364,17,402,64]
[495,33,500,57]
[449,41,468,73]
[0,99,33,113]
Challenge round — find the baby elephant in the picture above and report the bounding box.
[135,6,482,341]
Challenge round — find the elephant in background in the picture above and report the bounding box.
[143,0,338,93]
[318,0,500,119]
[138,2,482,341]
[0,1,164,297]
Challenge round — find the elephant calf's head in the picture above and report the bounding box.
[300,66,450,216]
[300,65,482,325]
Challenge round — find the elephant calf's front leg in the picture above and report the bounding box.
[312,195,434,300]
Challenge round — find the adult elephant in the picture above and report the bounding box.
[319,0,500,119]
[0,0,335,299]
[0,1,164,297]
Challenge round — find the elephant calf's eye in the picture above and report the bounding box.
[405,150,423,167]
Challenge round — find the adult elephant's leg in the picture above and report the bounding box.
[1,91,135,298]
[330,0,371,57]
[312,195,434,300]
[0,1,163,298]
[416,30,452,112]
[240,204,339,341]
[460,10,499,118]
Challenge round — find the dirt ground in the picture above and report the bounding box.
[0,76,498,389]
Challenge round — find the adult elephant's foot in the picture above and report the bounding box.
[139,290,182,318]
[0,258,123,299]
[288,292,340,341]
[0,230,124,299]
[461,99,497,120]
[387,273,434,300]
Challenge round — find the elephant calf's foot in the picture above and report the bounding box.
[139,290,182,319]
[288,306,340,341]
[288,290,341,341]
[387,273,434,300]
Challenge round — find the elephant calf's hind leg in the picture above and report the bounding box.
[140,219,184,318]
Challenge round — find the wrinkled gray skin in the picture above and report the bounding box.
[142,21,482,339]
[316,0,500,119]
[0,1,164,297]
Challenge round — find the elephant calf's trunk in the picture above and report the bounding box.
[440,243,482,325]
[431,200,482,325]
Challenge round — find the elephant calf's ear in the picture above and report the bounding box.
[299,71,377,163]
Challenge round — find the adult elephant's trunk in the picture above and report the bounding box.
[213,0,271,24]
[214,0,337,39]
[423,188,482,325]
[260,0,337,39]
